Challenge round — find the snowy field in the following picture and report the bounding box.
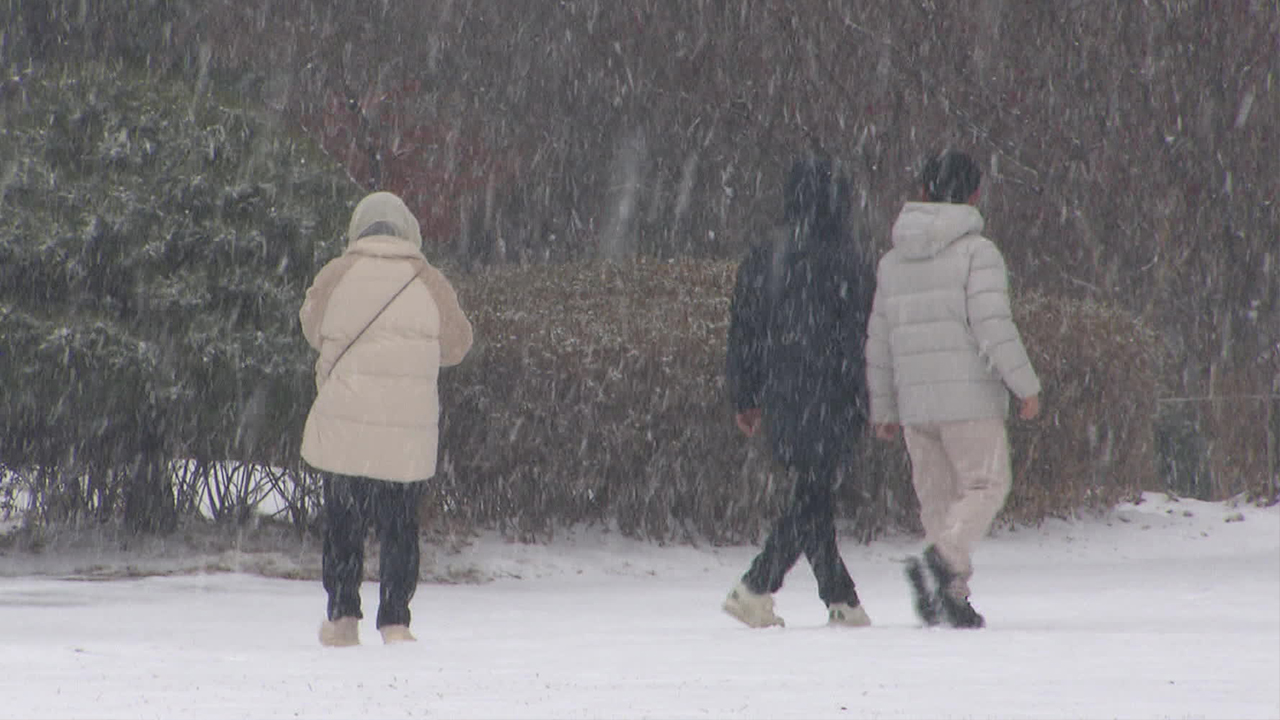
[1,493,1276,720]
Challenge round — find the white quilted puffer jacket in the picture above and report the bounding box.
[865,202,1040,425]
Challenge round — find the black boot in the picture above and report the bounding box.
[904,556,941,626]
[923,546,985,629]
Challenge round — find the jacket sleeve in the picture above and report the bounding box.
[835,252,874,420]
[725,248,768,412]
[299,256,359,351]
[422,264,473,367]
[966,239,1041,400]
[864,263,898,424]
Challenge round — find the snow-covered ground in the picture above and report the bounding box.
[1,492,1276,720]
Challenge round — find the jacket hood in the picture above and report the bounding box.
[890,202,985,260]
[782,157,848,247]
[346,191,423,252]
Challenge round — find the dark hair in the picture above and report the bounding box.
[920,150,982,204]
[357,220,404,239]
[783,156,849,241]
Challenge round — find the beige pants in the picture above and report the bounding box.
[904,418,1013,595]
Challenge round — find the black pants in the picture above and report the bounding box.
[742,449,859,607]
[322,473,423,628]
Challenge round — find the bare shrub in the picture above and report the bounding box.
[1007,293,1163,522]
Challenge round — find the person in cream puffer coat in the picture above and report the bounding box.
[866,150,1040,629]
[300,191,472,647]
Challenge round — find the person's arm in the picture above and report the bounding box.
[865,261,900,439]
[838,252,875,413]
[726,248,767,434]
[421,264,473,367]
[965,239,1042,407]
[299,256,359,350]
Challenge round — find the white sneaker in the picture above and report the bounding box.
[318,617,360,647]
[379,624,417,644]
[828,602,872,627]
[722,581,785,628]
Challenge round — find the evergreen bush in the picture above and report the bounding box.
[0,62,361,531]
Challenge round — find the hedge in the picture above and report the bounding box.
[425,259,1162,544]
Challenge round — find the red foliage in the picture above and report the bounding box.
[299,79,517,243]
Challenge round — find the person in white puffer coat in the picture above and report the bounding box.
[865,150,1041,629]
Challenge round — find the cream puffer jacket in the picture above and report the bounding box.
[300,192,473,482]
[865,202,1040,425]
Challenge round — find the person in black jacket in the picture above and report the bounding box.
[722,155,875,628]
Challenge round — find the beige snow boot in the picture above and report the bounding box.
[722,581,785,628]
[318,616,360,647]
[827,601,872,627]
[379,624,417,644]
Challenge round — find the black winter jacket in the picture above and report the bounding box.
[725,224,874,469]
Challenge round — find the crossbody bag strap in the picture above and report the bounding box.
[321,260,427,378]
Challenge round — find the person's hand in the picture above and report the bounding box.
[873,423,900,442]
[735,409,763,437]
[1019,394,1041,421]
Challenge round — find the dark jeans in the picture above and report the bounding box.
[322,473,423,628]
[742,449,859,607]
